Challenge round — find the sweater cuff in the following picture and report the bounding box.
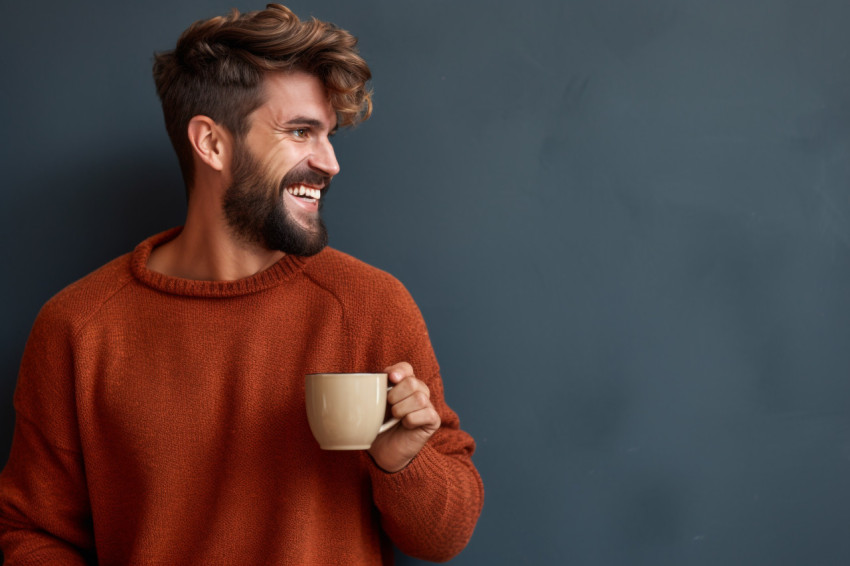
[364,443,444,488]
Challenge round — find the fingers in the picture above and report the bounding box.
[391,390,437,423]
[384,368,440,432]
[386,369,431,409]
[384,361,414,385]
[369,362,440,472]
[397,403,441,432]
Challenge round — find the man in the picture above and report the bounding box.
[0,4,483,564]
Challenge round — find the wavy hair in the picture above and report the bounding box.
[153,4,372,189]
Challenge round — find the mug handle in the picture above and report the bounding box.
[378,386,401,434]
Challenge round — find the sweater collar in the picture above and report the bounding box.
[130,227,312,297]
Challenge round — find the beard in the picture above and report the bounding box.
[222,144,330,257]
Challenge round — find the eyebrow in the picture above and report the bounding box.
[283,116,339,135]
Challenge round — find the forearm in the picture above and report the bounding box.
[368,440,484,562]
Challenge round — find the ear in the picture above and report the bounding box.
[187,116,230,172]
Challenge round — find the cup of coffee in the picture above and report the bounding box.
[305,372,400,450]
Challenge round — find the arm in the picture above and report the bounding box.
[0,304,95,564]
[366,363,483,562]
[344,269,483,561]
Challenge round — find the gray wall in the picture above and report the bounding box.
[3,0,850,564]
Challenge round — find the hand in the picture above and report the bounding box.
[368,362,441,473]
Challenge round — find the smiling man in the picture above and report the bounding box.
[0,5,483,565]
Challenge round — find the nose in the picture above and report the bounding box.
[309,136,340,178]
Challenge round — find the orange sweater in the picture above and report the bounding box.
[0,228,483,565]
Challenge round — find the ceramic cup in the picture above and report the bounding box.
[305,372,400,450]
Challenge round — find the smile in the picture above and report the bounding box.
[285,185,322,201]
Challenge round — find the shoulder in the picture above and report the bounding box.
[303,249,438,375]
[302,247,420,316]
[35,253,135,335]
[304,247,410,297]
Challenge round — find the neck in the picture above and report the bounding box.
[147,201,284,282]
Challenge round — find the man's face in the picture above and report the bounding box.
[223,71,340,256]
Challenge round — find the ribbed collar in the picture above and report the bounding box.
[130,227,312,298]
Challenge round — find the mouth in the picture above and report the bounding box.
[285,184,322,203]
[282,183,325,220]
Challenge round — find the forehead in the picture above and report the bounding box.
[254,71,337,129]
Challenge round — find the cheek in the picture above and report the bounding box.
[278,148,310,171]
[261,158,294,189]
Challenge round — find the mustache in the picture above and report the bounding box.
[279,166,332,194]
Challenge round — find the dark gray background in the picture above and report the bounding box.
[3,0,850,564]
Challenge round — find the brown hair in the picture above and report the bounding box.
[153,4,372,189]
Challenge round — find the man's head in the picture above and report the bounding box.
[153,3,371,190]
[152,4,371,255]
[222,70,339,256]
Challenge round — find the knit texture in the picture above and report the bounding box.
[0,228,484,565]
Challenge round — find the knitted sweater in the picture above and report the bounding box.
[0,228,483,565]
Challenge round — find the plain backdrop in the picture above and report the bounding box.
[2,1,850,564]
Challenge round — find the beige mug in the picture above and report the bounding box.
[305,372,400,450]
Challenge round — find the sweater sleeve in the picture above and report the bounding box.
[365,285,484,562]
[0,303,95,564]
[367,413,484,562]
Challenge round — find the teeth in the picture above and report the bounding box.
[286,185,321,200]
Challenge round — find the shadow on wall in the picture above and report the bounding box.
[0,144,186,466]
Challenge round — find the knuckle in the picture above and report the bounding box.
[413,391,430,406]
[413,380,430,398]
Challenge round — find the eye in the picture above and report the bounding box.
[291,128,309,139]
